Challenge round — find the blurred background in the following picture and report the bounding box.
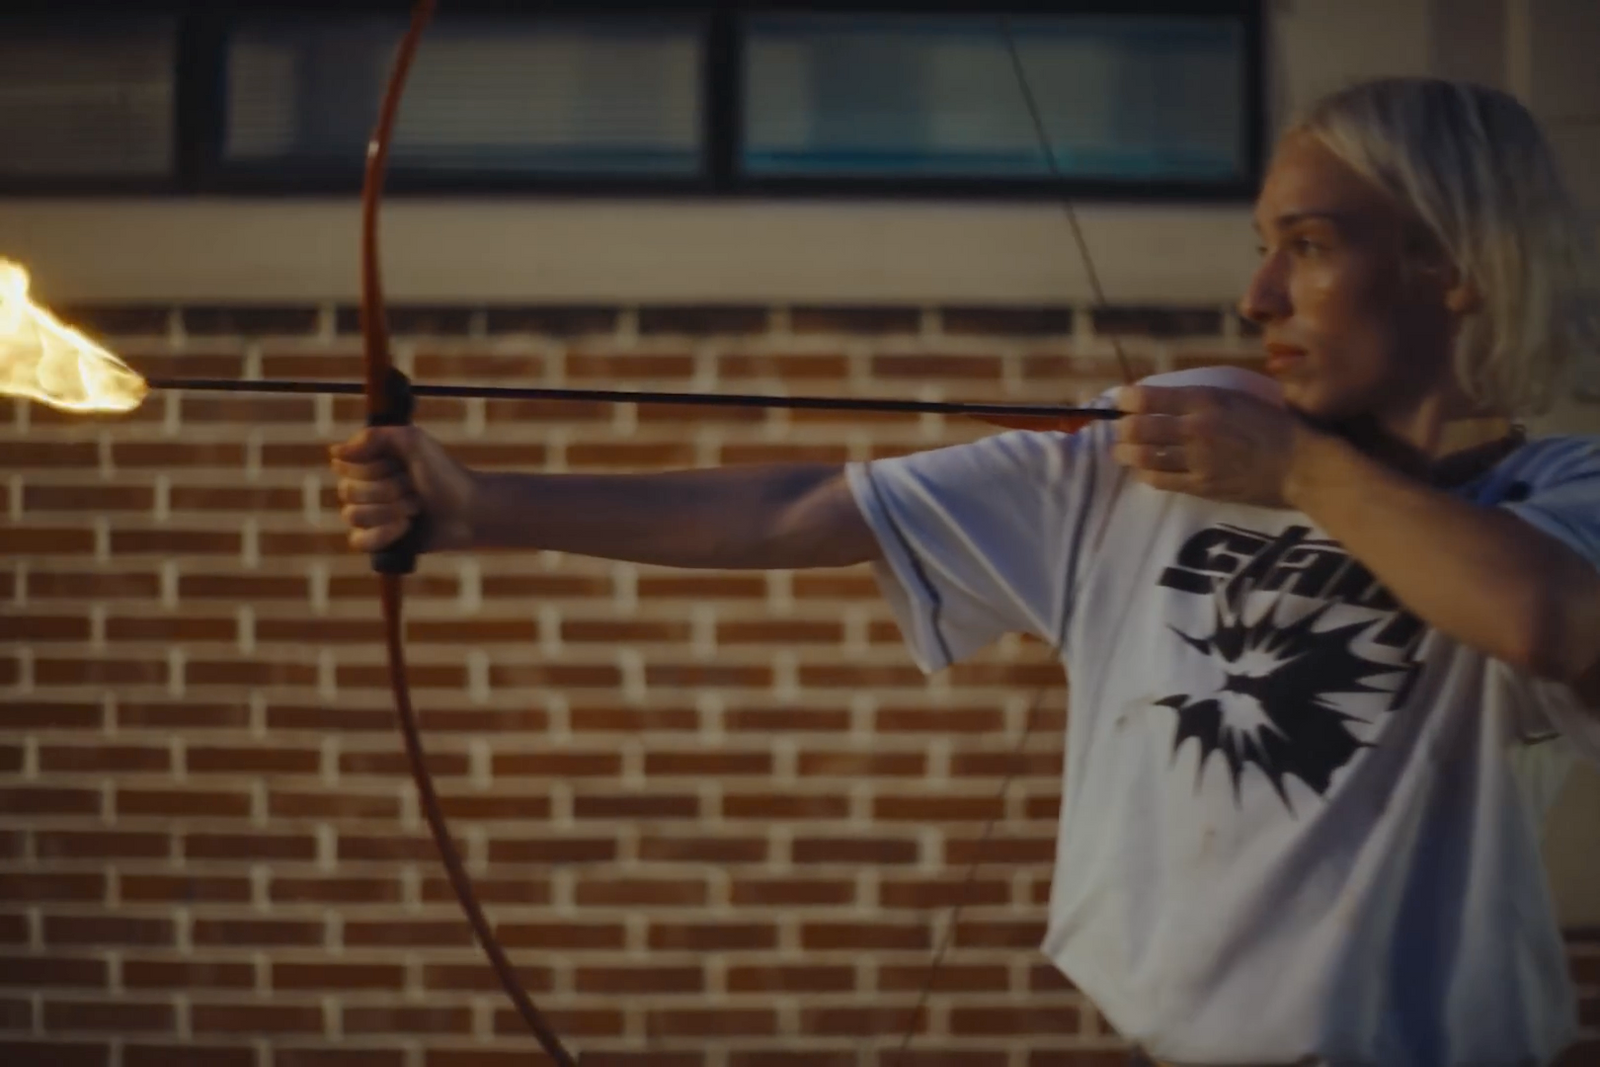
[0,1,1596,1064]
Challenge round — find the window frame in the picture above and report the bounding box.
[0,0,1265,202]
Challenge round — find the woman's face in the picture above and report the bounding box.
[1240,133,1468,428]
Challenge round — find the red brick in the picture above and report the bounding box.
[123,958,255,990]
[190,1003,322,1035]
[190,919,323,948]
[879,962,1011,993]
[42,999,175,1032]
[103,615,236,642]
[491,751,622,777]
[646,922,776,952]
[725,965,856,994]
[0,526,96,554]
[266,790,402,821]
[560,619,689,643]
[44,915,174,947]
[875,705,1006,733]
[342,920,473,948]
[3,702,102,730]
[730,878,855,907]
[272,962,404,991]
[119,874,251,905]
[572,794,699,820]
[636,834,767,865]
[421,876,550,906]
[0,614,92,641]
[791,836,920,865]
[116,788,252,819]
[490,1005,623,1038]
[879,876,1011,909]
[795,750,927,777]
[269,877,404,906]
[950,1005,1079,1035]
[38,745,170,773]
[342,1007,473,1035]
[643,751,772,777]
[800,922,929,951]
[484,837,619,866]
[638,574,765,600]
[187,745,320,774]
[0,1042,108,1067]
[35,831,168,861]
[722,792,849,820]
[645,1008,777,1038]
[725,706,850,733]
[945,836,1056,865]
[873,795,1005,822]
[644,664,772,689]
[799,1005,919,1037]
[184,833,316,862]
[948,918,1047,949]
[338,750,468,778]
[718,352,849,381]
[568,705,699,734]
[0,442,100,468]
[108,530,241,556]
[168,486,301,513]
[420,961,555,994]
[23,486,153,513]
[0,955,107,988]
[566,353,694,380]
[118,701,250,731]
[178,574,306,600]
[493,922,626,951]
[0,872,105,904]
[0,914,27,943]
[124,1045,256,1067]
[797,663,926,688]
[573,878,708,908]
[34,657,167,686]
[574,965,704,995]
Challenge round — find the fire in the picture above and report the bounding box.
[0,258,148,413]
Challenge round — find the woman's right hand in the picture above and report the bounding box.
[329,425,478,554]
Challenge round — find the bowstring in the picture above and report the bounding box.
[890,20,1135,1061]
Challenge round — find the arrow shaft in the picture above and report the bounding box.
[143,376,1120,421]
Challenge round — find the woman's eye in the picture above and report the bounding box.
[1291,237,1323,255]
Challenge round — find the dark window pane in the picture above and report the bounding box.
[224,14,704,176]
[0,17,176,179]
[742,14,1247,181]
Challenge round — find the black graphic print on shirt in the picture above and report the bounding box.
[1155,524,1427,813]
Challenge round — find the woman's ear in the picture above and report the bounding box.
[1444,274,1483,315]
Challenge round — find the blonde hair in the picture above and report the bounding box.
[1291,77,1599,416]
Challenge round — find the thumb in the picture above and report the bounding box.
[329,424,419,464]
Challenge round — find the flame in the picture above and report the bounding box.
[0,258,148,413]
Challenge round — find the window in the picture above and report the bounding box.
[742,14,1248,183]
[223,13,704,182]
[0,1,1261,200]
[0,15,177,185]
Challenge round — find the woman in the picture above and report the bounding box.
[332,78,1600,1066]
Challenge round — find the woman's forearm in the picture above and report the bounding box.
[466,463,878,570]
[1286,433,1600,689]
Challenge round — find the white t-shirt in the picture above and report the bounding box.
[845,368,1600,1067]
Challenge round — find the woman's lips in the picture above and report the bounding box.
[1263,343,1307,375]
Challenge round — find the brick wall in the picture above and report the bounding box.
[2,303,1595,1067]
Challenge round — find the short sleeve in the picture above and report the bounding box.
[1498,437,1600,762]
[845,423,1117,673]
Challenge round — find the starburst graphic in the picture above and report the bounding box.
[1156,584,1402,813]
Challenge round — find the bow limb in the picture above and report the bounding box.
[359,2,578,1064]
